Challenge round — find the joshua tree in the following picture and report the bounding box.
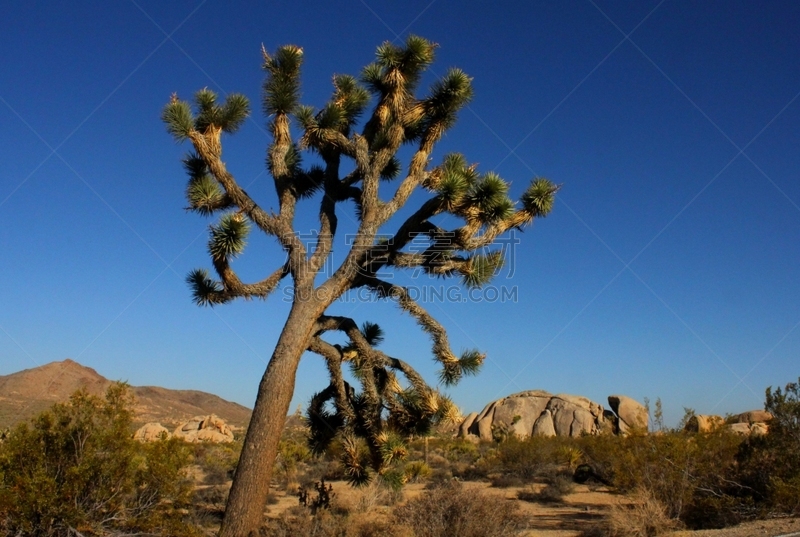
[162,36,557,537]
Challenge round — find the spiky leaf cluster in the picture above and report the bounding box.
[208,213,250,261]
[363,35,436,95]
[439,349,485,386]
[186,269,223,306]
[161,90,250,141]
[420,68,473,141]
[194,89,250,133]
[460,251,504,289]
[521,177,557,218]
[182,153,228,215]
[262,45,303,116]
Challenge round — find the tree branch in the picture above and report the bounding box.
[359,278,458,366]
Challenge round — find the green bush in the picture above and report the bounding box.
[736,377,800,515]
[195,441,241,485]
[579,429,743,526]
[0,384,199,537]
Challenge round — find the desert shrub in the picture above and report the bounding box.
[195,441,241,484]
[353,477,404,512]
[393,480,521,537]
[493,435,577,479]
[735,377,800,516]
[263,506,397,537]
[538,475,575,502]
[443,437,481,464]
[425,467,453,487]
[0,384,199,537]
[605,487,678,537]
[579,427,747,529]
[517,475,574,503]
[403,460,431,483]
[276,435,312,489]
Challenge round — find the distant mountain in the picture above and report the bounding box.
[0,359,252,429]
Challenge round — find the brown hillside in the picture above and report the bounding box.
[0,359,251,429]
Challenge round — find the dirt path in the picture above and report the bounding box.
[260,480,799,537]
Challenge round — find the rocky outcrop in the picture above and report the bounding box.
[684,414,724,433]
[458,391,651,441]
[608,395,648,434]
[725,410,772,436]
[173,414,234,443]
[733,410,773,425]
[683,410,772,436]
[459,390,612,441]
[133,422,171,442]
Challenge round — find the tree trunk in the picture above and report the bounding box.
[218,301,318,537]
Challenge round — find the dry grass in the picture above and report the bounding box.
[393,480,523,537]
[605,487,679,537]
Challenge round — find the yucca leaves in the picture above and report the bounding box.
[341,434,372,487]
[467,172,509,214]
[162,91,249,140]
[438,349,485,386]
[377,430,408,467]
[332,74,370,127]
[425,68,473,119]
[185,269,222,306]
[361,321,385,347]
[219,93,250,133]
[208,213,250,260]
[306,391,344,456]
[186,175,226,216]
[194,89,250,133]
[521,177,557,217]
[181,153,207,179]
[162,97,193,141]
[461,251,504,289]
[365,36,436,97]
[380,156,401,181]
[262,45,303,116]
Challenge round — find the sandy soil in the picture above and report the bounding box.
[254,480,800,537]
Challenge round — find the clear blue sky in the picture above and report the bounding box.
[2,1,799,427]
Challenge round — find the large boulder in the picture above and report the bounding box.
[733,410,773,424]
[460,390,609,441]
[173,414,234,443]
[608,395,648,434]
[684,414,725,433]
[682,410,772,436]
[133,422,171,442]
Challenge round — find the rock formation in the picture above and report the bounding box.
[457,391,650,441]
[607,395,648,434]
[459,390,625,440]
[173,414,235,443]
[133,422,171,442]
[683,409,772,436]
[726,409,772,436]
[685,414,725,433]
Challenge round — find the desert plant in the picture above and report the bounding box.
[162,34,557,536]
[0,384,199,537]
[735,377,800,515]
[579,428,745,528]
[402,460,431,483]
[195,441,241,485]
[394,480,521,537]
[605,487,678,537]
